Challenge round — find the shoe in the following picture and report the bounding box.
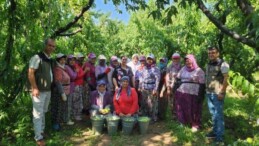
[214,138,224,146]
[191,127,198,133]
[36,139,45,146]
[66,120,75,125]
[52,123,61,131]
[206,132,216,139]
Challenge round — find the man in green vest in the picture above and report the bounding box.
[28,38,56,146]
[205,46,229,145]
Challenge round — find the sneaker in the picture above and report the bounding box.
[66,120,75,125]
[36,139,46,146]
[206,132,216,139]
[191,127,198,133]
[214,138,224,146]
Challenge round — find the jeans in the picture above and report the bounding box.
[32,91,51,141]
[207,93,224,140]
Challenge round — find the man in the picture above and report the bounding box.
[28,38,56,146]
[138,53,160,122]
[127,54,140,76]
[205,47,229,144]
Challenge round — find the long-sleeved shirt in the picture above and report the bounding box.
[65,65,77,93]
[113,88,139,115]
[90,90,113,110]
[74,63,85,86]
[54,65,70,95]
[138,66,161,91]
[166,63,182,88]
[83,61,96,87]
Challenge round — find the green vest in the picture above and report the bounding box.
[35,52,53,91]
[205,60,224,94]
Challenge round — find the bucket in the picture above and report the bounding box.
[91,115,104,135]
[137,117,150,134]
[122,117,135,135]
[106,115,120,136]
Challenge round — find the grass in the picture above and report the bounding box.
[2,91,259,146]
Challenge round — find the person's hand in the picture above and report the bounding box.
[32,88,39,97]
[152,90,157,96]
[115,86,119,91]
[61,93,67,101]
[159,92,164,98]
[218,93,225,100]
[126,114,131,117]
[75,68,79,72]
[84,67,90,72]
[167,89,171,96]
[119,113,125,117]
[104,67,111,74]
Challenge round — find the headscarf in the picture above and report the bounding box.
[184,54,199,72]
[159,57,168,70]
[110,56,118,68]
[115,76,131,100]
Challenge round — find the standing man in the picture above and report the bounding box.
[28,38,56,146]
[205,47,229,144]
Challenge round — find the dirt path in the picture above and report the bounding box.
[68,118,174,146]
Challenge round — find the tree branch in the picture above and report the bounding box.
[59,29,82,37]
[196,0,258,52]
[236,0,253,16]
[51,0,94,38]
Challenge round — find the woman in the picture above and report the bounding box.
[165,53,182,119]
[112,56,134,90]
[90,80,113,116]
[174,54,205,132]
[95,54,110,84]
[107,56,120,93]
[65,54,78,125]
[113,76,139,117]
[51,53,72,130]
[157,57,168,120]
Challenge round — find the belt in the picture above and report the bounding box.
[62,84,70,86]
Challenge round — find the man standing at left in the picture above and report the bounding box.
[28,38,56,146]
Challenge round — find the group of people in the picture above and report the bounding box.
[28,38,229,146]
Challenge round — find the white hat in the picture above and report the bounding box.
[147,53,155,59]
[98,54,106,60]
[76,52,84,58]
[56,53,66,59]
[172,53,180,59]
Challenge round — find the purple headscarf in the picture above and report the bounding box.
[184,54,199,72]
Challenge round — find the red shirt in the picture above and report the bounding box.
[113,88,139,115]
[74,63,85,86]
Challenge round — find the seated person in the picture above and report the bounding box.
[113,76,139,117]
[90,80,113,116]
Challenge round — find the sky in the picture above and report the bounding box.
[94,1,130,23]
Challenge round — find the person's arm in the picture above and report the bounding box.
[28,68,39,97]
[65,66,77,80]
[153,68,161,95]
[113,91,121,114]
[218,62,229,100]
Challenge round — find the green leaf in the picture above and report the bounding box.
[242,80,249,94]
[248,84,255,98]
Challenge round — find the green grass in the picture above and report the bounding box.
[1,93,259,145]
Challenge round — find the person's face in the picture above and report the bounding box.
[45,39,56,55]
[208,49,219,61]
[112,60,119,66]
[59,57,66,65]
[99,59,105,65]
[77,57,84,64]
[185,58,193,68]
[97,84,106,92]
[90,58,96,64]
[132,57,139,64]
[172,58,180,63]
[147,58,153,65]
[68,58,76,66]
[140,60,146,66]
[121,80,129,88]
[121,57,127,65]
